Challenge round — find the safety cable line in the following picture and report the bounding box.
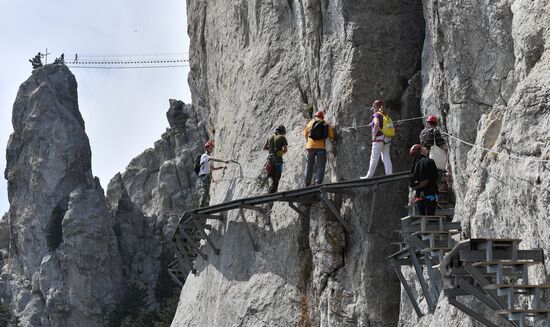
[67,65,188,69]
[284,115,428,149]
[442,132,550,163]
[66,59,189,65]
[339,116,428,133]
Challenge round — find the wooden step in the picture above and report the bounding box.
[459,249,544,262]
[485,284,550,290]
[401,215,450,222]
[421,246,452,253]
[496,309,550,315]
[472,260,540,267]
[450,267,522,277]
[411,230,460,236]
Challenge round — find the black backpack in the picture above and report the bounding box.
[309,121,328,140]
[193,155,202,175]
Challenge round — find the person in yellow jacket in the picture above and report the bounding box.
[303,111,335,186]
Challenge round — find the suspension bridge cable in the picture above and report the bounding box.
[67,64,188,69]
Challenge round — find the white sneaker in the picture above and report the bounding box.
[360,175,369,179]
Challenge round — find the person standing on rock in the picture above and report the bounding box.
[198,141,229,207]
[303,111,335,186]
[263,125,288,193]
[409,144,439,215]
[361,99,393,179]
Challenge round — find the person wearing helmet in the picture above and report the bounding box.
[198,140,230,207]
[360,99,393,179]
[303,110,335,186]
[419,115,446,150]
[263,125,289,193]
[409,144,438,215]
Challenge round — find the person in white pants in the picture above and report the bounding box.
[361,99,393,179]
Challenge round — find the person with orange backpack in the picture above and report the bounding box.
[303,111,335,186]
[361,99,394,179]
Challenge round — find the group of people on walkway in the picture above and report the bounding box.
[196,99,448,214]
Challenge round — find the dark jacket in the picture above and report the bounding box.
[409,155,438,197]
[420,127,445,148]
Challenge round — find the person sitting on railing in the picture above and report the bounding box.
[198,141,230,207]
[409,144,438,215]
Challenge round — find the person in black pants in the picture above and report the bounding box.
[263,125,288,193]
[409,144,439,215]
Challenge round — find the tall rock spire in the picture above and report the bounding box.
[3,64,122,326]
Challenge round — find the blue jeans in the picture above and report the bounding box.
[304,149,327,186]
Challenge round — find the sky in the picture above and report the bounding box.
[0,1,191,215]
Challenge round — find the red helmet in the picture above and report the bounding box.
[314,111,325,119]
[409,144,422,157]
[426,115,438,123]
[204,140,215,149]
[373,99,384,108]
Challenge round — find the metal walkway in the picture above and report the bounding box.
[168,172,410,286]
[391,211,550,327]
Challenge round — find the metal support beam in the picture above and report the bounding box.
[424,253,441,300]
[320,192,350,232]
[391,259,423,318]
[168,270,185,288]
[193,213,225,221]
[409,248,436,312]
[239,204,266,214]
[464,263,508,310]
[192,216,220,255]
[288,202,309,220]
[173,247,196,274]
[456,277,500,311]
[448,298,501,327]
[179,230,208,260]
[239,208,258,251]
[320,187,355,195]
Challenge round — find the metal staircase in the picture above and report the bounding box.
[390,209,550,327]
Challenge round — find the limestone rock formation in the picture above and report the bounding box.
[2,64,123,326]
[175,1,550,327]
[400,1,550,326]
[106,99,207,305]
[174,1,425,326]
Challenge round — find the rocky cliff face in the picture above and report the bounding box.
[2,64,122,326]
[176,0,550,327]
[175,1,425,326]
[105,99,207,305]
[402,1,550,326]
[1,66,206,325]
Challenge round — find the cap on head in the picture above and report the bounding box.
[275,125,286,134]
[204,140,215,149]
[373,99,384,109]
[314,111,325,119]
[410,144,422,157]
[426,115,438,123]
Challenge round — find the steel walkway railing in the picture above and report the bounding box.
[168,172,410,286]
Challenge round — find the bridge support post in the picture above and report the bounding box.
[320,192,350,232]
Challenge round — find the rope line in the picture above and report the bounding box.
[68,65,188,69]
[442,132,550,163]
